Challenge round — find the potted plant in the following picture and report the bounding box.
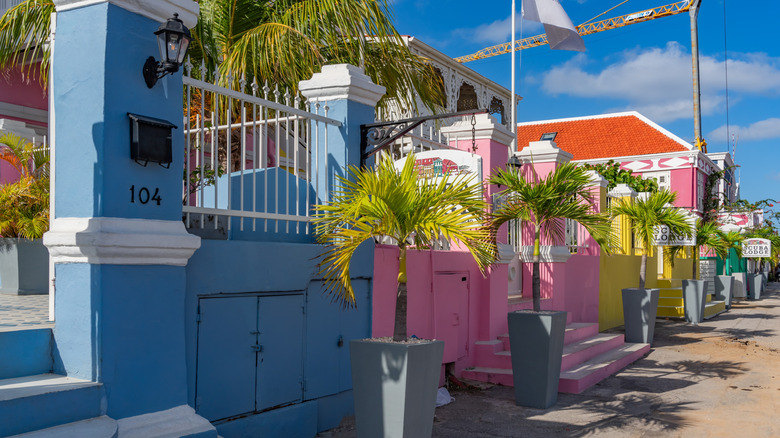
[0,132,50,295]
[313,154,495,437]
[488,162,611,409]
[667,221,726,323]
[713,230,745,308]
[610,189,691,343]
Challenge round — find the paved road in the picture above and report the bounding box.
[321,282,780,437]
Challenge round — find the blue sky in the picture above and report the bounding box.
[389,0,779,204]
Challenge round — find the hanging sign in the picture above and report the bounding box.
[652,225,695,246]
[742,238,771,258]
[394,150,482,184]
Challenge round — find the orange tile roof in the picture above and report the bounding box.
[516,112,691,161]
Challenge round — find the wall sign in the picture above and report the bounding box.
[652,225,695,246]
[742,238,771,258]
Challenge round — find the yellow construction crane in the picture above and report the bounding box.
[454,0,708,153]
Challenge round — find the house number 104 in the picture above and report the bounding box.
[129,185,162,205]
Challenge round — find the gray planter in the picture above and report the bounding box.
[350,339,444,438]
[0,238,49,295]
[681,280,707,324]
[714,275,734,309]
[622,288,660,344]
[732,273,747,299]
[507,310,567,409]
[748,273,762,300]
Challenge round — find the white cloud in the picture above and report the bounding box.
[708,118,780,142]
[454,14,543,45]
[539,42,780,122]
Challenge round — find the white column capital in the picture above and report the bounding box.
[54,0,199,28]
[299,64,386,107]
[44,217,201,266]
[585,170,609,188]
[608,183,638,199]
[517,140,573,165]
[440,113,514,147]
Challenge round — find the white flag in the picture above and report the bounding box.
[523,0,585,51]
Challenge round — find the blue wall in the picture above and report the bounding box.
[53,4,185,221]
[185,239,373,435]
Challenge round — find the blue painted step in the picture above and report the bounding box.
[9,416,118,438]
[0,328,52,380]
[0,374,104,437]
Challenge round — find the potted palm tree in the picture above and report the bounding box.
[610,190,691,343]
[313,154,495,437]
[0,132,50,295]
[488,162,611,409]
[667,221,726,323]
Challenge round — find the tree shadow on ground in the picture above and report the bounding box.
[670,359,748,379]
[720,328,777,339]
[712,312,778,321]
[563,394,695,437]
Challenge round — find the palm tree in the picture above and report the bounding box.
[666,220,727,280]
[0,0,53,86]
[313,154,496,341]
[0,132,50,238]
[488,162,612,312]
[610,189,692,290]
[0,0,445,114]
[193,0,444,113]
[715,230,744,275]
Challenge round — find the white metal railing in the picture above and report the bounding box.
[182,60,341,236]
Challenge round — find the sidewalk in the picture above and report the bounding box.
[321,282,780,437]
[0,294,51,332]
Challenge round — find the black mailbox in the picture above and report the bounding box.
[128,113,177,168]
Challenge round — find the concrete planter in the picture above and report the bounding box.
[747,274,762,300]
[507,310,567,409]
[0,238,49,295]
[622,288,660,344]
[681,280,707,324]
[350,339,444,438]
[732,273,747,299]
[714,275,734,309]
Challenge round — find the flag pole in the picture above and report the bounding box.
[511,0,517,153]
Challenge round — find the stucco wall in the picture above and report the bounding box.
[185,239,374,435]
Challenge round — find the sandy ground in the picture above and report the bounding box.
[321,283,780,437]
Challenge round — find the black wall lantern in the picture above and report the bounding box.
[143,13,191,88]
[507,154,522,171]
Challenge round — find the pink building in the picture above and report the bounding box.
[516,111,736,212]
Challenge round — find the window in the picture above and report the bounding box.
[565,218,579,253]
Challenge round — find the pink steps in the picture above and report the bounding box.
[463,323,650,394]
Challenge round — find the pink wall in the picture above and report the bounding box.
[0,64,48,128]
[669,167,695,209]
[373,245,508,374]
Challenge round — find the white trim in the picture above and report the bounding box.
[608,183,637,199]
[54,0,199,28]
[0,103,48,126]
[519,245,572,263]
[517,140,573,164]
[299,64,386,107]
[517,111,694,151]
[440,113,514,146]
[497,243,515,265]
[585,170,608,188]
[44,217,201,266]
